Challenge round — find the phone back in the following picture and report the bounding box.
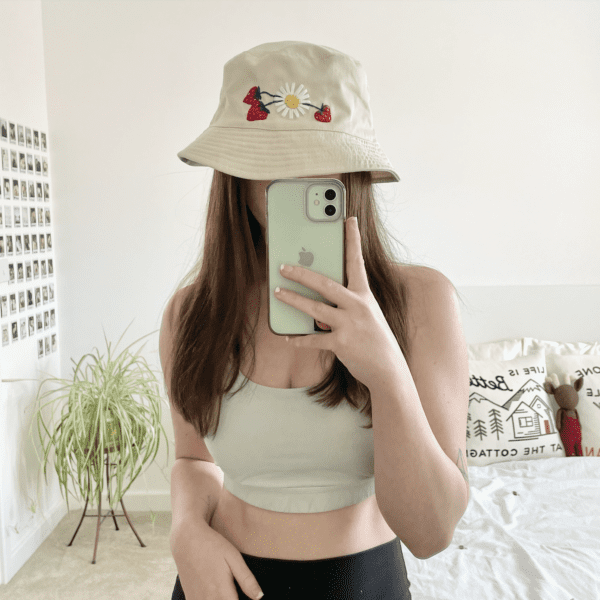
[266,178,346,336]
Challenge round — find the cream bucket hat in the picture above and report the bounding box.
[177,40,400,184]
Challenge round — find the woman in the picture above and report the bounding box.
[163,41,470,600]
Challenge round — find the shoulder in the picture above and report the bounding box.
[391,262,453,301]
[163,285,194,332]
[392,263,448,285]
[390,263,457,338]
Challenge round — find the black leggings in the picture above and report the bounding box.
[172,536,412,599]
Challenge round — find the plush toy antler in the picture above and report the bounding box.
[543,373,584,457]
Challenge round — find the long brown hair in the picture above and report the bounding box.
[167,170,460,438]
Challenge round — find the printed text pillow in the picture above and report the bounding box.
[467,350,565,466]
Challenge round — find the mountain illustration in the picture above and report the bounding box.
[468,378,557,442]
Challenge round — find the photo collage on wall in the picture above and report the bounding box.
[0,118,57,358]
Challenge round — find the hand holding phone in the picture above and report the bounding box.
[266,178,346,336]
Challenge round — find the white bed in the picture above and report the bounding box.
[399,289,600,600]
[402,456,600,600]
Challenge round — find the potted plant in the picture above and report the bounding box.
[26,320,170,514]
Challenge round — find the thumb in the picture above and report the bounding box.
[230,555,264,600]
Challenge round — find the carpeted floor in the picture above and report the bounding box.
[0,510,177,600]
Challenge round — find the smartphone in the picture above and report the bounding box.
[266,177,346,336]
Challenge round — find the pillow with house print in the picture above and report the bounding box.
[466,349,565,466]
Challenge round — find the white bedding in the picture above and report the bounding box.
[402,457,600,600]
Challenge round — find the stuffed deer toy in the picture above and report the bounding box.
[543,373,583,457]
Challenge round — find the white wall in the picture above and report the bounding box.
[1,0,598,585]
[0,0,62,585]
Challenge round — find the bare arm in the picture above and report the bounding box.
[160,289,224,541]
[170,458,224,539]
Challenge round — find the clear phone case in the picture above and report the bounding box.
[266,178,346,336]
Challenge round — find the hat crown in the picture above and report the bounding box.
[177,41,400,183]
[209,41,376,140]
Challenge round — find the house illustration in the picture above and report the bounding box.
[468,378,557,442]
[504,379,556,440]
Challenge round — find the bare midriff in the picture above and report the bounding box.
[210,486,397,560]
[207,280,398,560]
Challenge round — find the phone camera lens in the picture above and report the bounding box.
[325,204,336,216]
[324,188,336,201]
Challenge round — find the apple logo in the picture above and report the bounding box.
[298,247,314,267]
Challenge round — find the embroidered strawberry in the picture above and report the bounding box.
[243,86,261,105]
[314,104,331,122]
[247,103,269,121]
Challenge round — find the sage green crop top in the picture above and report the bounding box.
[203,370,375,513]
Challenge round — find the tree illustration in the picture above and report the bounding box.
[473,418,487,441]
[488,407,504,440]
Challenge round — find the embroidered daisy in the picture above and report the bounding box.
[274,83,310,119]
